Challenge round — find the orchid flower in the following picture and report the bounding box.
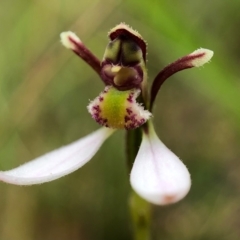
[0,23,213,205]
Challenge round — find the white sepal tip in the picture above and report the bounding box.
[60,31,81,50]
[190,48,214,67]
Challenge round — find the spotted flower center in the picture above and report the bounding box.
[87,86,152,129]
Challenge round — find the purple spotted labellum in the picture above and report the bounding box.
[0,23,213,205]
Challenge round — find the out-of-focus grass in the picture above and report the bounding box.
[0,1,240,240]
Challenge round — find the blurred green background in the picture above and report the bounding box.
[0,0,240,239]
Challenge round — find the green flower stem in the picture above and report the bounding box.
[126,128,142,171]
[129,190,152,240]
[126,127,152,240]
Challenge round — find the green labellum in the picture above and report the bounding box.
[87,86,151,130]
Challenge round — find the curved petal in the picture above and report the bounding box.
[0,128,115,185]
[130,125,191,205]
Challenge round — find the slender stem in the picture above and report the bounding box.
[126,128,152,240]
[126,128,142,170]
[129,191,152,240]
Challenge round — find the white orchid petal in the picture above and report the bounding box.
[0,128,115,185]
[130,125,191,205]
